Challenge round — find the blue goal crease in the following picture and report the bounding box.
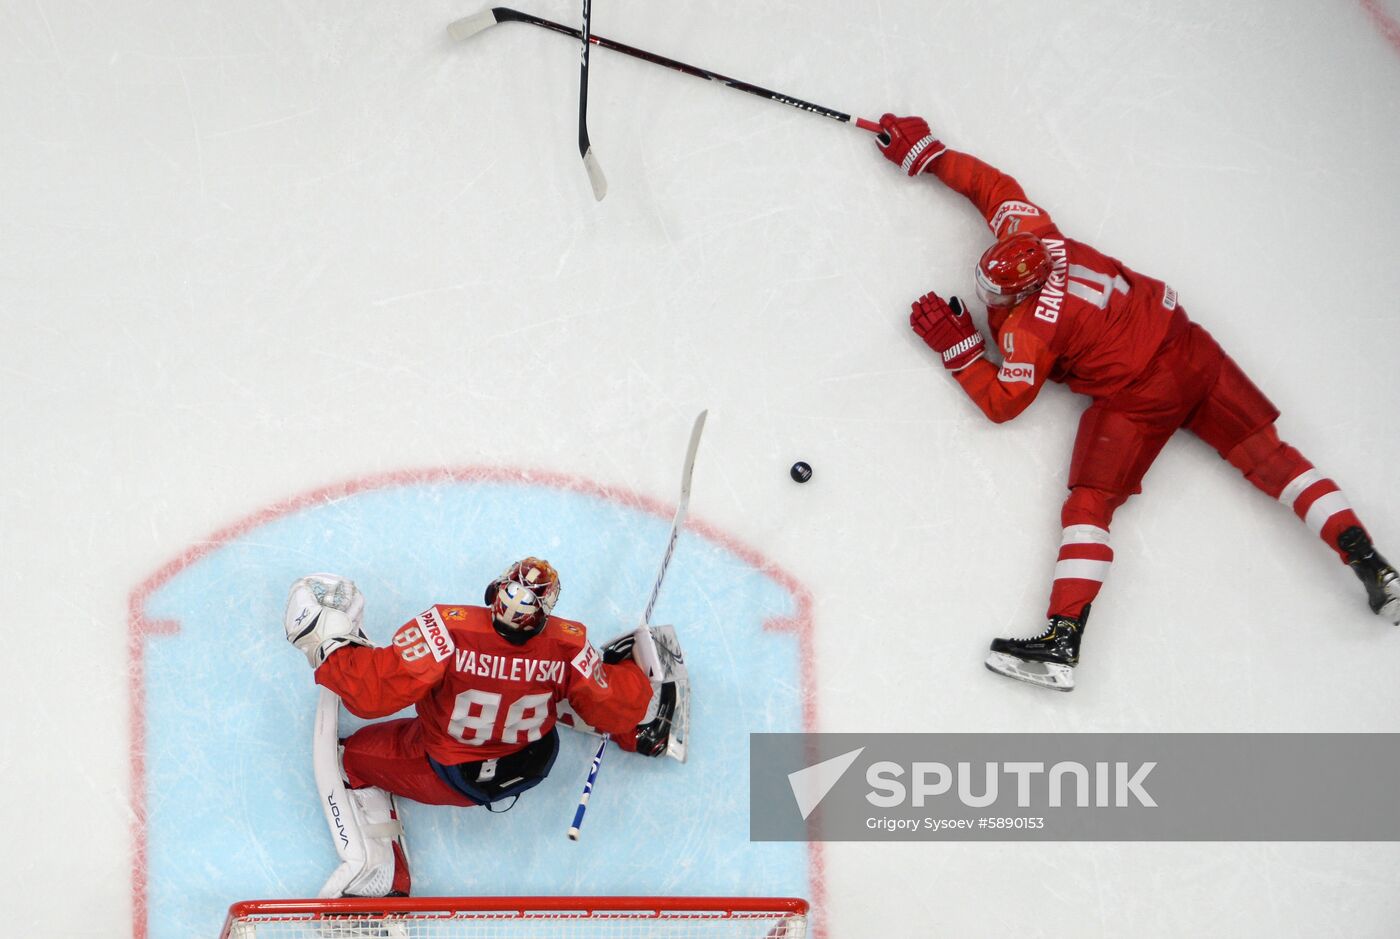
[138,481,809,938]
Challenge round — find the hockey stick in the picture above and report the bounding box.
[577,0,607,200]
[448,8,881,134]
[567,734,607,840]
[640,409,707,625]
[566,409,708,841]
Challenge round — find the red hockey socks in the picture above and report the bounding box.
[1043,488,1118,619]
[1045,523,1114,619]
[1226,425,1363,561]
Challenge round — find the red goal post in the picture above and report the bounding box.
[220,896,810,938]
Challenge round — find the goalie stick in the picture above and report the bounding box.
[577,0,607,200]
[567,409,708,841]
[448,8,880,134]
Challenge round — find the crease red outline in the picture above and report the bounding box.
[1361,0,1400,54]
[127,465,824,939]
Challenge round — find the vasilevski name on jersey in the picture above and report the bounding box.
[452,649,567,684]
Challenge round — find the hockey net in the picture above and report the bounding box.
[220,897,809,939]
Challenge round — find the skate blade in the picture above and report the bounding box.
[985,652,1075,692]
[1380,595,1400,626]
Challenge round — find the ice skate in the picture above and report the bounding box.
[1339,527,1400,624]
[984,606,1088,692]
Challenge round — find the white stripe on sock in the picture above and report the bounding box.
[1054,558,1112,583]
[1278,469,1323,509]
[1061,524,1110,546]
[1304,490,1351,535]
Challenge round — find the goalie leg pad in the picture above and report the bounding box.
[314,690,411,898]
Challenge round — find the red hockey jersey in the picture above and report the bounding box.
[315,604,653,764]
[928,150,1185,422]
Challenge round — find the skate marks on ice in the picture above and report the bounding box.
[128,468,815,939]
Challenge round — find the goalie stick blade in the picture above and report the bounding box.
[446,8,500,41]
[677,410,707,506]
[582,148,607,201]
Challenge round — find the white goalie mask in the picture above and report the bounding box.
[487,556,561,645]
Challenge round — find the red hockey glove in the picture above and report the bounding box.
[876,113,947,176]
[910,293,984,372]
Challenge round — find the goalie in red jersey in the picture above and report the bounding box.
[876,113,1399,692]
[282,560,686,896]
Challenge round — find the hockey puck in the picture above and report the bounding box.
[790,461,813,484]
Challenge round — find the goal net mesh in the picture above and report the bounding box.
[222,898,808,939]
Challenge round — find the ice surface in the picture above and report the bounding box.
[2,0,1399,936]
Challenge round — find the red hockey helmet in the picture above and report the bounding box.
[486,557,561,645]
[975,232,1052,308]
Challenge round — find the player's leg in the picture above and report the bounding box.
[341,718,477,808]
[314,704,417,899]
[1186,349,1399,622]
[986,401,1173,691]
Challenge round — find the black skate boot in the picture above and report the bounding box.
[984,605,1089,692]
[1338,526,1400,625]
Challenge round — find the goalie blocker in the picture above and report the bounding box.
[615,624,690,762]
[565,625,691,762]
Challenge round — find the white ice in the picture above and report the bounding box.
[3,0,1400,935]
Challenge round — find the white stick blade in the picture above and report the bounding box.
[583,148,608,201]
[447,9,499,41]
[677,410,707,504]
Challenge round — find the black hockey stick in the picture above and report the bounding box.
[448,7,882,134]
[577,0,606,200]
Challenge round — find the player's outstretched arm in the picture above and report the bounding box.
[562,635,653,739]
[314,626,445,720]
[875,113,947,176]
[284,577,444,718]
[875,114,1052,238]
[909,293,1048,423]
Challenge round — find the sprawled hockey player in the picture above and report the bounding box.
[282,558,687,896]
[874,113,1400,691]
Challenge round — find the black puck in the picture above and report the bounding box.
[790,461,813,484]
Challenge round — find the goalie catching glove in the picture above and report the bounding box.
[600,625,691,762]
[285,574,371,668]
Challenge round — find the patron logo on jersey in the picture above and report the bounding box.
[570,643,602,682]
[415,607,456,662]
[991,199,1042,236]
[998,362,1036,385]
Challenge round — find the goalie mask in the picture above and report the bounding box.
[485,557,561,645]
[975,232,1052,309]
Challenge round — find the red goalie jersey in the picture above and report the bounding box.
[929,150,1186,422]
[315,604,653,764]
